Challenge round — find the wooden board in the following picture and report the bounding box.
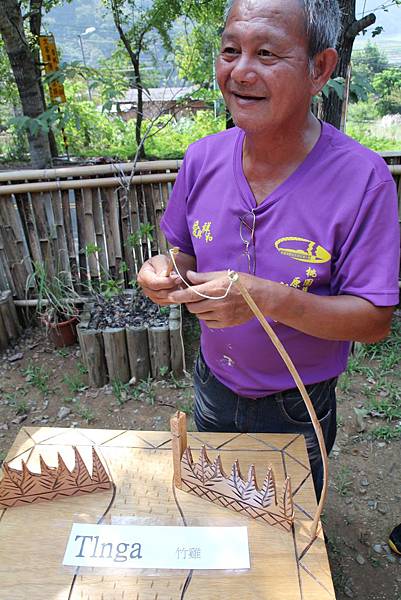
[0,427,336,600]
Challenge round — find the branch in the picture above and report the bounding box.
[346,13,376,39]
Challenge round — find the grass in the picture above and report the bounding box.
[334,466,353,497]
[15,399,29,415]
[63,373,86,394]
[75,403,95,423]
[22,363,50,394]
[372,425,401,441]
[342,318,401,429]
[176,388,194,415]
[132,376,156,405]
[112,379,130,405]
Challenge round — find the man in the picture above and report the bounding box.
[138,0,400,499]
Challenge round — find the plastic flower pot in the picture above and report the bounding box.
[44,315,79,348]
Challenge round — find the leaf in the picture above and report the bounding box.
[91,449,110,484]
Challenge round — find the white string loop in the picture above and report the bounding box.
[169,248,234,300]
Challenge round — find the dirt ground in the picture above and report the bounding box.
[0,313,400,600]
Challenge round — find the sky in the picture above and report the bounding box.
[356,0,401,40]
[354,1,401,63]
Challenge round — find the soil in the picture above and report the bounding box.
[0,313,400,600]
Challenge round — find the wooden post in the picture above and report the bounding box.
[148,325,170,379]
[78,326,108,388]
[169,305,183,377]
[126,325,151,383]
[102,327,130,383]
[0,291,22,342]
[170,411,188,489]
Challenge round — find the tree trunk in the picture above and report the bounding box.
[29,0,58,158]
[322,0,376,129]
[0,0,52,168]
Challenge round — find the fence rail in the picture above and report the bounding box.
[0,155,400,300]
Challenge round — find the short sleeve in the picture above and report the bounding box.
[160,155,195,256]
[331,179,400,306]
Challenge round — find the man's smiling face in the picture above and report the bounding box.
[216,0,315,135]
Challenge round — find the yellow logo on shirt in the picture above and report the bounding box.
[193,220,213,243]
[275,237,331,264]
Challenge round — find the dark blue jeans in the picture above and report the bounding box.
[194,351,337,501]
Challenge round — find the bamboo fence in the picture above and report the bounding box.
[0,155,400,302]
[0,160,182,298]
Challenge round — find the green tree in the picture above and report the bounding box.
[103,0,183,158]
[373,67,401,115]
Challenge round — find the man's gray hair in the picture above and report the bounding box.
[224,0,341,58]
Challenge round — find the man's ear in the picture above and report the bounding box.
[309,48,339,95]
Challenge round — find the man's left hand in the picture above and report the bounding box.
[168,270,255,328]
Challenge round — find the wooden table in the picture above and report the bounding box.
[0,426,336,600]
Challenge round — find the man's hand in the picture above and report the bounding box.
[137,254,182,306]
[168,270,255,328]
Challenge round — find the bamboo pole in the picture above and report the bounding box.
[0,160,183,182]
[92,187,108,277]
[0,173,178,195]
[229,272,327,542]
[61,189,79,290]
[0,195,30,298]
[74,188,87,290]
[101,187,118,279]
[128,187,143,272]
[118,188,136,283]
[170,411,188,489]
[30,192,55,280]
[82,188,99,283]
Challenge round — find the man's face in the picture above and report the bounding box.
[216,0,314,135]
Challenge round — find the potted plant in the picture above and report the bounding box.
[26,262,81,348]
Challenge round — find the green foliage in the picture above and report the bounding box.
[334,466,353,497]
[147,111,225,159]
[23,363,50,394]
[63,372,86,394]
[26,261,79,324]
[372,68,401,115]
[346,123,400,151]
[372,425,401,440]
[112,379,130,404]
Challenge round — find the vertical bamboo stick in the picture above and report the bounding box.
[128,187,143,273]
[82,187,99,286]
[92,187,108,277]
[51,190,71,280]
[0,195,30,298]
[14,192,42,265]
[118,188,136,283]
[61,189,79,291]
[74,187,88,288]
[0,228,15,296]
[101,187,117,280]
[30,191,55,280]
[170,411,188,489]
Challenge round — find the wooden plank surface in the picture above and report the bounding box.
[0,427,335,600]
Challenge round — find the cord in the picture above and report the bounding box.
[169,248,235,300]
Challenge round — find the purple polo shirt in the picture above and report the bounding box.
[160,123,400,398]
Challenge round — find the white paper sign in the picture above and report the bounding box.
[63,524,250,570]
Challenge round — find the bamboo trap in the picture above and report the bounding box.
[171,412,295,532]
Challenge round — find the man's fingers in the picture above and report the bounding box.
[186,270,225,284]
[139,270,180,291]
